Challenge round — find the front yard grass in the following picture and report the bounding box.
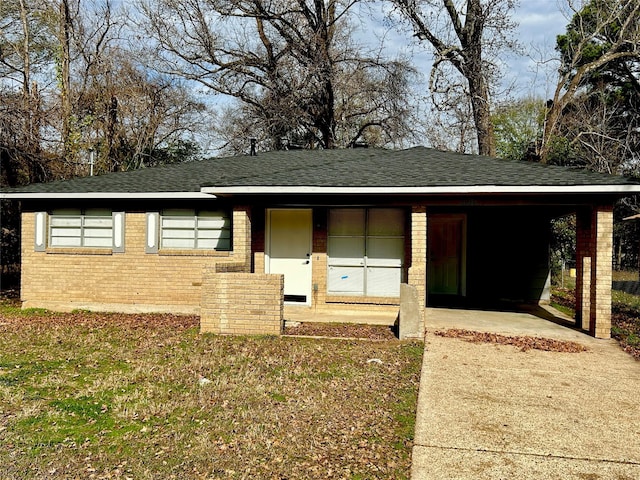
[0,305,423,479]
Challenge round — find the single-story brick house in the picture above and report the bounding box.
[3,147,640,338]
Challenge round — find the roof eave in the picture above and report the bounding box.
[200,185,640,195]
[0,192,216,200]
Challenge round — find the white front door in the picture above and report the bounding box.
[267,209,312,304]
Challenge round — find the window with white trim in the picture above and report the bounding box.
[49,208,114,248]
[160,209,231,250]
[327,208,405,297]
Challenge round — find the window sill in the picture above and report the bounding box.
[46,248,113,255]
[325,295,399,305]
[158,249,231,257]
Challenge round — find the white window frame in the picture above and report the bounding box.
[327,208,405,297]
[159,209,231,251]
[48,209,115,249]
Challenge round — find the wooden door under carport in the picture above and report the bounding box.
[428,214,466,297]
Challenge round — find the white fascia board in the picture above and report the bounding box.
[0,192,216,200]
[200,185,640,195]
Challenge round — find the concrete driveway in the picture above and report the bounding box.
[411,307,640,479]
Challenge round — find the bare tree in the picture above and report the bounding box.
[138,0,417,150]
[541,0,640,163]
[390,0,519,156]
[0,0,55,183]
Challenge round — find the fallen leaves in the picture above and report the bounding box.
[284,322,396,340]
[434,329,589,353]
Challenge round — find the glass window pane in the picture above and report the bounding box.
[163,209,194,216]
[368,208,404,236]
[84,208,112,217]
[367,238,404,266]
[83,217,112,228]
[84,228,113,238]
[84,237,113,248]
[327,237,365,266]
[197,238,219,249]
[50,236,82,247]
[198,230,230,240]
[163,217,196,229]
[50,227,82,237]
[329,208,365,236]
[214,238,231,250]
[50,217,82,227]
[366,267,401,297]
[162,238,194,249]
[198,217,229,229]
[51,208,81,216]
[327,266,364,295]
[163,229,196,240]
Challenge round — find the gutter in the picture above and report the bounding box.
[0,192,216,200]
[200,185,640,195]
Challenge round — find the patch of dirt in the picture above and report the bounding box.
[435,328,589,353]
[285,322,397,340]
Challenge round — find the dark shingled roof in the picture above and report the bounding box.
[3,146,639,195]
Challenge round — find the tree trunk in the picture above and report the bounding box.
[468,73,495,156]
[59,0,72,160]
[318,78,336,149]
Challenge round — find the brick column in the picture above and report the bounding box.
[232,205,252,271]
[408,206,427,334]
[575,205,613,338]
[575,209,591,332]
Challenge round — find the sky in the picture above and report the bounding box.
[502,1,571,99]
[359,0,571,102]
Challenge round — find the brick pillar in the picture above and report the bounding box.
[575,209,591,332]
[232,206,252,271]
[575,205,613,339]
[408,206,427,334]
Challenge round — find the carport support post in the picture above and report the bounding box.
[575,205,613,339]
[408,206,427,335]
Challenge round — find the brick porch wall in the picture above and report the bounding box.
[200,270,284,335]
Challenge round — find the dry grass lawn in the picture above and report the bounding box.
[0,305,422,479]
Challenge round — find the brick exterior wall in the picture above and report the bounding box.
[575,205,613,339]
[200,270,284,335]
[20,208,252,314]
